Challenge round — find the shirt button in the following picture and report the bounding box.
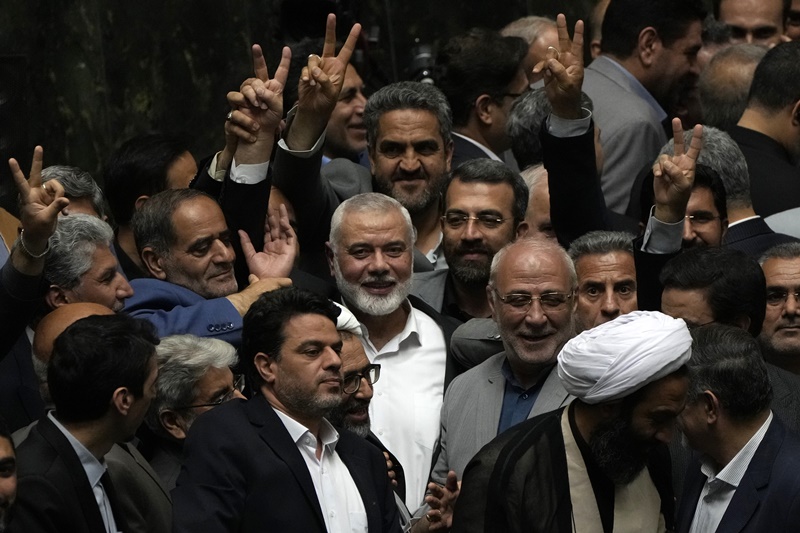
[378,430,384,436]
[329,511,336,518]
[522,394,529,400]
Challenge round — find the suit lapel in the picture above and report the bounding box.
[245,396,326,529]
[37,417,108,533]
[531,365,571,417]
[338,437,382,533]
[476,354,505,446]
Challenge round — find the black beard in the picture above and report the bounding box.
[589,415,650,486]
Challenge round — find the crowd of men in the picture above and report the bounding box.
[1,0,800,530]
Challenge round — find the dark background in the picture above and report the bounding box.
[0,0,596,211]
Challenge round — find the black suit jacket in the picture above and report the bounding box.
[451,135,492,169]
[724,217,799,258]
[173,395,401,533]
[676,417,800,532]
[0,333,44,432]
[8,416,126,533]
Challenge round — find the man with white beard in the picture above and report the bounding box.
[326,192,460,511]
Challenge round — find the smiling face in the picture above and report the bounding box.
[682,187,725,249]
[325,65,368,160]
[369,109,453,215]
[156,196,237,299]
[60,244,134,312]
[329,208,413,317]
[650,21,703,103]
[327,335,373,437]
[760,257,800,359]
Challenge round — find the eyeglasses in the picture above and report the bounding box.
[494,290,573,312]
[685,213,720,226]
[342,364,381,394]
[442,213,511,230]
[175,374,245,410]
[766,289,800,307]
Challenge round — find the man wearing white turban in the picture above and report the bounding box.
[451,310,692,533]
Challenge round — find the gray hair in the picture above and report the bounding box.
[132,188,213,257]
[41,166,109,220]
[759,242,800,265]
[329,193,416,251]
[699,44,766,132]
[44,214,114,290]
[489,237,577,289]
[508,88,593,170]
[500,15,556,44]
[568,230,635,262]
[145,335,239,439]
[364,82,453,150]
[659,126,751,210]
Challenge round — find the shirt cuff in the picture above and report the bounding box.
[546,108,592,138]
[230,158,269,184]
[207,152,226,183]
[276,131,326,158]
[641,206,683,253]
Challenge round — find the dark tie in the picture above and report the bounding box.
[100,470,129,532]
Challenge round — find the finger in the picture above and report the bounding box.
[251,44,269,81]
[8,158,30,196]
[555,13,570,53]
[43,178,66,200]
[306,56,322,87]
[43,196,70,219]
[571,19,585,61]
[445,471,459,491]
[686,123,704,161]
[248,274,260,285]
[229,109,260,134]
[671,118,686,158]
[336,22,362,67]
[267,209,281,242]
[322,14,337,58]
[239,84,261,109]
[28,146,44,188]
[652,154,669,179]
[226,122,258,144]
[227,90,249,109]
[273,46,292,88]
[238,229,257,258]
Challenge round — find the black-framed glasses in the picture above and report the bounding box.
[175,374,245,410]
[343,364,381,394]
[494,290,573,312]
[767,289,800,307]
[685,213,720,226]
[442,213,511,230]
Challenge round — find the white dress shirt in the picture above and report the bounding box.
[273,409,367,533]
[689,412,773,533]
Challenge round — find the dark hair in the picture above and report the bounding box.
[48,314,159,423]
[712,0,791,22]
[568,230,635,262]
[660,247,766,336]
[436,28,528,127]
[131,188,216,257]
[601,0,706,58]
[507,88,594,170]
[692,163,728,222]
[446,159,529,224]
[0,416,13,453]
[241,287,339,387]
[103,133,192,226]
[747,42,800,113]
[687,324,772,421]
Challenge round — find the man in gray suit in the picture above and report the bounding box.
[430,237,575,486]
[583,0,705,213]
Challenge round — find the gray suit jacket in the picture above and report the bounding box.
[411,269,449,313]
[450,318,503,371]
[583,56,667,213]
[431,352,572,484]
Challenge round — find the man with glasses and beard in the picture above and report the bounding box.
[325,193,460,511]
[452,311,691,533]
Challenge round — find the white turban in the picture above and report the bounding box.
[557,310,691,404]
[333,302,363,337]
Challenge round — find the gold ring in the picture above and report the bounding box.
[41,183,48,192]
[547,46,560,60]
[226,111,233,122]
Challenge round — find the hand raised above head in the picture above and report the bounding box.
[652,119,704,223]
[532,14,585,120]
[235,45,292,137]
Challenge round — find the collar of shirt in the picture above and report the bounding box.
[355,299,422,356]
[699,411,773,491]
[599,56,667,123]
[424,231,447,269]
[452,132,503,161]
[726,215,761,229]
[47,411,107,488]
[272,407,340,453]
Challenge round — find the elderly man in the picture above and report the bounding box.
[676,324,800,532]
[501,16,559,84]
[431,238,574,489]
[411,159,529,322]
[8,314,160,533]
[41,166,109,219]
[173,287,399,532]
[326,192,458,510]
[143,335,244,490]
[124,188,292,345]
[759,243,800,374]
[452,311,691,532]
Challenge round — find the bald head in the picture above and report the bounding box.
[33,303,115,364]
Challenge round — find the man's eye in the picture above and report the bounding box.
[584,287,600,297]
[350,249,371,259]
[618,285,634,295]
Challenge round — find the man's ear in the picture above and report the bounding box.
[325,242,336,278]
[702,390,720,425]
[731,314,751,333]
[637,27,660,67]
[254,352,277,385]
[111,387,134,416]
[515,221,529,239]
[487,284,497,317]
[141,247,168,280]
[159,410,188,440]
[791,100,800,127]
[45,286,70,310]
[134,195,151,213]
[474,94,495,126]
[367,145,377,175]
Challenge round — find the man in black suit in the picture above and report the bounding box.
[173,287,399,532]
[8,314,159,533]
[676,324,800,532]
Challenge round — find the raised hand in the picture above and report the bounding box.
[239,203,297,279]
[532,14,585,120]
[237,44,292,139]
[653,119,704,223]
[414,471,460,532]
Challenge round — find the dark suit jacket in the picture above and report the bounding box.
[8,416,124,533]
[0,258,45,359]
[723,217,799,258]
[0,333,44,432]
[729,126,800,219]
[173,395,400,532]
[676,417,800,533]
[451,134,492,169]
